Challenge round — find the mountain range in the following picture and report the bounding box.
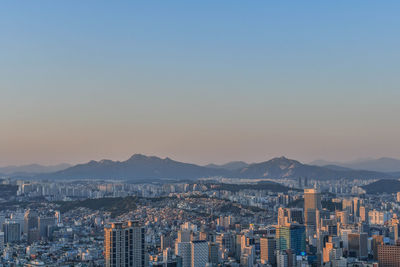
[310,157,400,173]
[362,179,400,194]
[31,154,397,181]
[0,163,71,177]
[205,161,249,171]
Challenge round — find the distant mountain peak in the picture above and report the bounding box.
[127,154,153,161]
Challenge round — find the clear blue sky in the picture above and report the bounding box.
[1,1,400,165]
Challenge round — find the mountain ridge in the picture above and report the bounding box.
[34,154,394,181]
[0,163,71,177]
[310,157,400,172]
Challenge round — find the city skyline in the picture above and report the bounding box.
[1,1,400,165]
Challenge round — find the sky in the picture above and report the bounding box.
[1,1,400,166]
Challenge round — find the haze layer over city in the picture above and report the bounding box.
[1,1,400,267]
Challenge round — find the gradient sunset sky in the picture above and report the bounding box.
[1,1,400,166]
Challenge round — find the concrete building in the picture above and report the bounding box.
[104,221,146,267]
[304,189,321,233]
[191,240,208,267]
[260,236,276,265]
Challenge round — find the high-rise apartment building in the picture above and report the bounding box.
[104,221,145,267]
[3,221,20,243]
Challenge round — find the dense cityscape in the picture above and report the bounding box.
[0,172,399,266]
[3,1,400,267]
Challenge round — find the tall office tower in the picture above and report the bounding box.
[260,237,276,265]
[348,233,368,260]
[24,210,38,235]
[276,224,306,254]
[377,243,400,267]
[304,189,321,232]
[208,242,219,265]
[38,216,56,240]
[353,197,361,217]
[359,206,369,223]
[191,240,208,267]
[397,192,400,202]
[3,221,21,243]
[104,221,146,267]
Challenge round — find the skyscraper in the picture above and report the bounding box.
[104,221,145,267]
[276,224,306,254]
[176,241,191,267]
[260,236,276,265]
[191,240,208,267]
[304,188,321,232]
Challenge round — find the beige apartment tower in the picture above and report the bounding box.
[104,221,146,267]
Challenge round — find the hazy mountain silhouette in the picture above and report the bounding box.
[0,163,71,177]
[38,154,230,180]
[36,154,393,181]
[205,161,249,171]
[237,157,390,180]
[310,157,400,172]
[362,179,400,194]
